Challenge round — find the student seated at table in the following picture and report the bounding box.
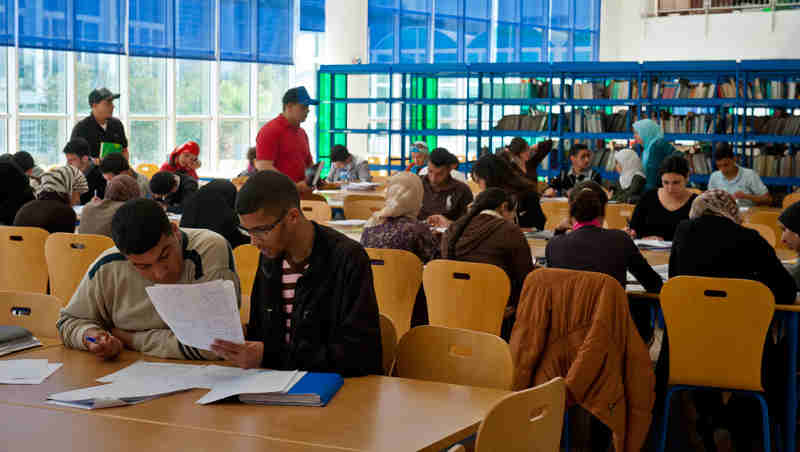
[149,170,199,214]
[78,175,141,238]
[779,200,800,288]
[0,155,34,225]
[15,166,88,233]
[543,143,601,198]
[57,198,241,360]
[211,170,383,376]
[180,179,249,249]
[628,155,697,241]
[237,147,258,178]
[327,145,372,183]
[418,148,474,227]
[11,151,44,192]
[471,154,546,231]
[440,188,534,339]
[405,141,429,175]
[100,152,152,199]
[633,118,676,193]
[609,148,647,204]
[708,142,771,207]
[547,181,663,294]
[161,140,201,180]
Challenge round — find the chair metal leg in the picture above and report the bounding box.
[562,408,570,451]
[657,386,680,452]
[754,392,771,452]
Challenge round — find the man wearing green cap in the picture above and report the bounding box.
[71,88,129,160]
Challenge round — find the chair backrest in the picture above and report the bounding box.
[687,188,703,195]
[135,163,160,180]
[44,233,115,306]
[423,260,511,335]
[300,200,332,223]
[783,192,800,209]
[366,248,423,338]
[604,203,635,230]
[746,209,784,249]
[743,222,777,247]
[0,290,63,338]
[395,325,513,390]
[233,244,259,324]
[660,276,774,391]
[371,175,389,184]
[0,226,50,294]
[540,201,570,231]
[231,176,248,190]
[467,180,481,194]
[474,377,566,452]
[379,313,398,376]
[301,192,328,202]
[343,195,385,220]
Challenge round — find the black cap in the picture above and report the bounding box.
[282,86,318,106]
[429,148,459,167]
[89,88,120,106]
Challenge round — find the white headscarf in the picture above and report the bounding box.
[365,172,423,228]
[614,148,645,190]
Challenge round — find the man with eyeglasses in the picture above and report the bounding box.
[211,170,383,377]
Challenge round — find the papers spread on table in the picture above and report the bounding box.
[0,359,62,384]
[47,377,198,409]
[196,370,302,405]
[327,219,367,227]
[145,280,244,351]
[343,182,381,191]
[0,325,42,357]
[525,230,555,241]
[634,239,673,250]
[97,360,261,389]
[627,264,670,292]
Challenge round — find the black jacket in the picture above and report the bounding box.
[246,222,383,377]
[548,168,602,196]
[515,190,547,231]
[159,173,198,214]
[71,114,128,159]
[80,164,107,205]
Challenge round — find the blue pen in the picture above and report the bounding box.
[85,336,97,343]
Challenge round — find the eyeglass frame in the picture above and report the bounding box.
[238,208,288,239]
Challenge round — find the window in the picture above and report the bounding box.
[176,60,211,116]
[76,53,120,115]
[18,49,67,168]
[129,56,167,167]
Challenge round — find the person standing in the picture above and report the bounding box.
[255,87,318,195]
[70,88,128,160]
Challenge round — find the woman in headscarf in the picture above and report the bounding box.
[0,155,35,225]
[633,119,675,192]
[180,179,249,249]
[78,175,141,238]
[610,148,646,204]
[161,141,201,180]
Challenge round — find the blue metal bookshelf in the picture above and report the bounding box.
[317,60,800,185]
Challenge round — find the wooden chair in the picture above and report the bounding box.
[0,291,63,339]
[687,188,703,195]
[783,192,800,209]
[604,203,635,230]
[44,233,115,306]
[300,200,332,223]
[747,209,784,249]
[449,377,566,452]
[233,244,259,325]
[395,325,513,390]
[343,195,385,220]
[467,180,481,194]
[371,175,389,184]
[301,192,328,202]
[366,248,423,338]
[379,313,398,376]
[657,276,774,452]
[0,226,50,294]
[743,222,777,247]
[423,260,511,336]
[231,176,248,190]
[540,200,570,231]
[135,163,160,180]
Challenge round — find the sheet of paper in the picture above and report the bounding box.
[145,280,244,351]
[634,239,673,249]
[97,361,203,383]
[196,370,299,405]
[0,363,61,384]
[0,359,48,379]
[49,377,197,403]
[327,219,367,227]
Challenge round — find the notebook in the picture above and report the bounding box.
[0,326,42,357]
[239,372,344,407]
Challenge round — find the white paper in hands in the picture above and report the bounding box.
[145,280,244,352]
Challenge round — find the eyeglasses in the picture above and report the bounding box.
[238,210,287,239]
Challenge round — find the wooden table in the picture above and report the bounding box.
[315,190,386,209]
[0,346,509,452]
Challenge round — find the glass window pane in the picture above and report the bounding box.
[433,16,458,63]
[129,120,165,167]
[436,0,459,16]
[129,57,166,115]
[369,9,395,64]
[0,120,6,154]
[218,120,251,177]
[521,26,544,62]
[401,0,430,12]
[371,0,397,8]
[18,49,66,114]
[76,53,120,115]
[522,0,547,25]
[495,23,517,63]
[465,0,490,19]
[549,29,570,62]
[550,0,571,28]
[0,47,7,113]
[465,19,489,63]
[575,0,598,30]
[399,13,429,64]
[498,0,519,23]
[574,31,594,62]
[176,60,210,115]
[258,64,291,120]
[219,61,251,116]
[19,119,66,168]
[176,120,210,173]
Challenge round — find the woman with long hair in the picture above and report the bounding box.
[471,154,546,230]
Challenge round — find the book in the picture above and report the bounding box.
[239,372,344,407]
[0,326,42,357]
[305,162,324,189]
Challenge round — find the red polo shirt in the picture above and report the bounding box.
[256,114,313,183]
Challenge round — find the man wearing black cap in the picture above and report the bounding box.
[255,86,317,194]
[71,88,128,160]
[418,148,473,226]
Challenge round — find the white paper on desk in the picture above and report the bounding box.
[634,239,673,249]
[0,359,48,379]
[48,377,198,409]
[145,280,244,351]
[196,370,299,405]
[0,361,61,384]
[97,360,203,383]
[327,219,367,227]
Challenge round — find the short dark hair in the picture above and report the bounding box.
[236,170,300,216]
[659,155,690,178]
[111,199,172,255]
[100,153,130,175]
[471,154,535,195]
[63,137,91,158]
[150,171,178,195]
[507,137,529,156]
[247,146,257,163]
[12,151,34,172]
[569,143,591,158]
[429,148,459,167]
[714,142,735,161]
[330,145,350,163]
[568,181,608,222]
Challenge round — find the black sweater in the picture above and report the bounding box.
[546,225,663,293]
[669,215,797,305]
[629,189,697,241]
[515,190,547,231]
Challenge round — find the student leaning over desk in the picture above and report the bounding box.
[57,198,241,361]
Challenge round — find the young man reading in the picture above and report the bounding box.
[57,198,241,360]
[211,170,383,377]
[708,142,771,207]
[418,148,474,227]
[543,144,601,197]
[149,170,199,213]
[64,137,107,204]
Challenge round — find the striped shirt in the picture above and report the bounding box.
[282,259,309,344]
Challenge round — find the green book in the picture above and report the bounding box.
[100,142,123,159]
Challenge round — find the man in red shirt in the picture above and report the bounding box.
[255,86,318,194]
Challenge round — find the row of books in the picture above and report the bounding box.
[589,148,624,173]
[496,110,633,133]
[658,114,732,135]
[748,78,800,100]
[752,153,800,178]
[748,116,800,136]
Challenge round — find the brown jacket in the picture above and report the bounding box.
[418,175,473,221]
[510,268,655,452]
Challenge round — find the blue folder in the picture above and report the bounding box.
[239,372,343,407]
